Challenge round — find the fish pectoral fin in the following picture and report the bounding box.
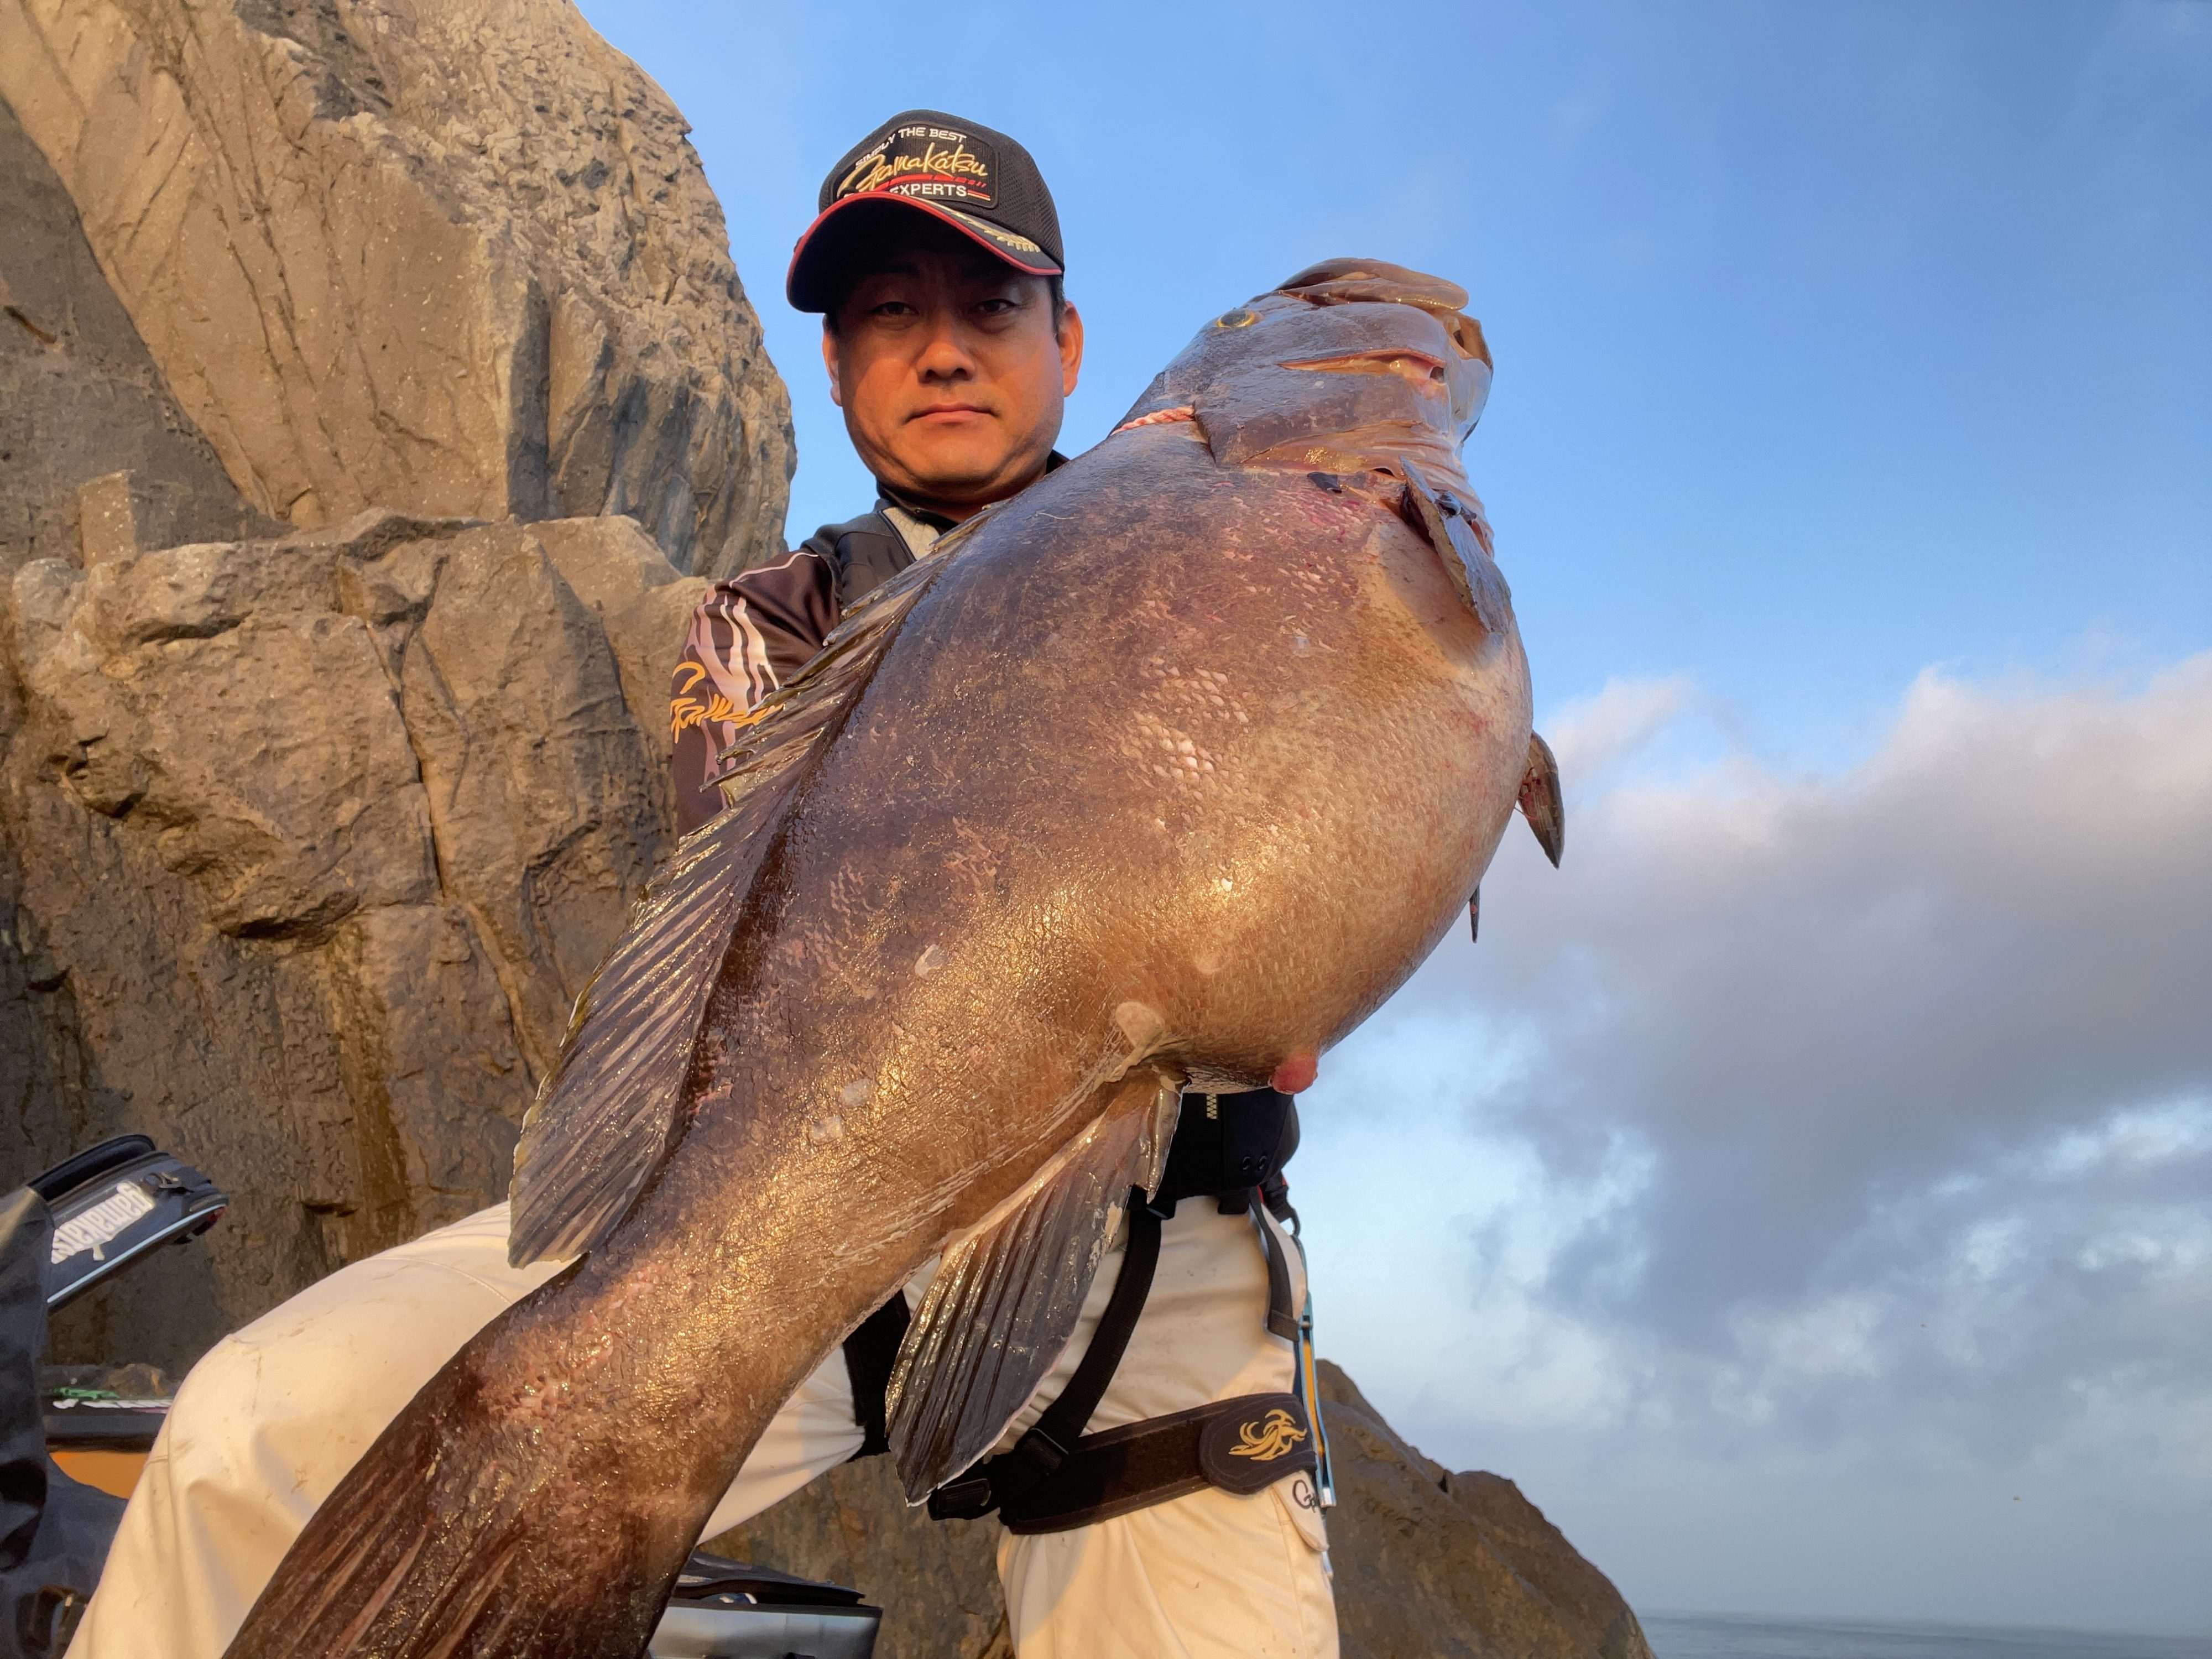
[886,1063,1186,1503]
[1397,458,1514,637]
[507,542,969,1269]
[1518,732,1566,867]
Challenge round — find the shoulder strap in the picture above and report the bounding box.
[841,1294,912,1459]
[802,509,916,611]
[1247,1192,1298,1342]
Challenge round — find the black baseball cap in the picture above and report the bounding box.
[786,109,1065,313]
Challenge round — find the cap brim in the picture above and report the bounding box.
[787,193,1063,312]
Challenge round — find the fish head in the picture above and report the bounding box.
[1118,257,1493,470]
[1115,257,1514,643]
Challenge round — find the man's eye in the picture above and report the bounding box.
[873,300,917,317]
[975,298,1015,316]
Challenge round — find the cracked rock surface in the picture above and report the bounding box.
[0,0,794,576]
[0,510,705,1370]
[0,93,279,572]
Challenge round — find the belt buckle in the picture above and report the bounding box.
[925,1473,997,1521]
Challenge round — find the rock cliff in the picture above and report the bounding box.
[3,511,705,1369]
[0,0,792,577]
[1316,1364,1655,1659]
[0,0,784,1359]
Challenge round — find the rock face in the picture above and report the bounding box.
[0,0,789,1364]
[703,1363,1652,1659]
[0,0,793,577]
[1317,1363,1655,1659]
[0,93,279,574]
[0,511,706,1370]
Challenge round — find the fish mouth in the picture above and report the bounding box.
[1276,349,1451,392]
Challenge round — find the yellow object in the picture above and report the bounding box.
[1229,1408,1309,1461]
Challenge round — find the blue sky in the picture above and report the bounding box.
[580,0,2210,1634]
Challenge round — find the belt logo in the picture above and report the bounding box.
[1228,1408,1308,1463]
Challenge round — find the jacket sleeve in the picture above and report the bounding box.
[669,546,840,832]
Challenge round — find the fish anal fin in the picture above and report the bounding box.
[1518,732,1565,867]
[886,1065,1185,1501]
[507,544,966,1269]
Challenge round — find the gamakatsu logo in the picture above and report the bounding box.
[838,135,990,201]
[50,1180,154,1264]
[1227,1408,1308,1462]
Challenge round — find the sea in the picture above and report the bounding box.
[1642,1611,2212,1659]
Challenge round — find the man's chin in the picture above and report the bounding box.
[884,452,1029,510]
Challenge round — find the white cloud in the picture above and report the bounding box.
[1298,654,2212,1630]
[1542,672,1700,782]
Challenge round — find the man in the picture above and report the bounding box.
[669,110,1335,1655]
[70,112,1333,1659]
[668,111,1084,820]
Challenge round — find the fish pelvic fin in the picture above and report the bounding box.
[508,539,973,1269]
[886,1062,1186,1502]
[1519,732,1566,867]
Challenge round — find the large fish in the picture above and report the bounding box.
[223,258,1565,1658]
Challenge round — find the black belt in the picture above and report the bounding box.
[997,1390,1318,1534]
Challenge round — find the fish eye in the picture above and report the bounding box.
[1213,308,1259,329]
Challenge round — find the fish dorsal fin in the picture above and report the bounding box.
[886,1064,1185,1501]
[507,535,973,1267]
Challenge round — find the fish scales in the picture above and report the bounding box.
[223,258,1561,1657]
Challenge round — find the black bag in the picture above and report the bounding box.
[0,1187,124,1657]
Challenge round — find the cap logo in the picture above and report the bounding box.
[837,122,997,208]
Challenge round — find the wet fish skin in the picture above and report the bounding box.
[223,260,1544,1657]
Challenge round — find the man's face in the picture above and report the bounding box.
[822,223,1083,518]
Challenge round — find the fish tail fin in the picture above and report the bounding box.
[222,1303,676,1658]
